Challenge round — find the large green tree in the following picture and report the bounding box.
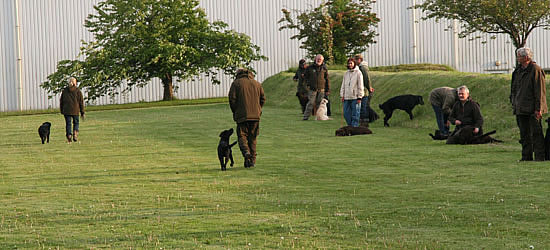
[42,0,266,101]
[279,0,379,64]
[413,0,550,50]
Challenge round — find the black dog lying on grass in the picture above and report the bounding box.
[446,127,502,144]
[38,122,51,144]
[379,94,424,127]
[218,128,237,171]
[335,126,372,136]
[429,130,448,140]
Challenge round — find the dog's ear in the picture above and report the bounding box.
[219,130,225,137]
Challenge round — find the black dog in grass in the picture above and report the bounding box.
[379,95,424,127]
[335,126,372,136]
[38,122,51,144]
[218,128,237,171]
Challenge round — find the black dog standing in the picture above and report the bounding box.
[379,94,424,127]
[218,128,237,171]
[38,122,51,144]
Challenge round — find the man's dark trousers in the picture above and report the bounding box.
[516,115,545,161]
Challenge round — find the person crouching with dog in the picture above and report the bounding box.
[340,58,364,127]
[60,77,85,143]
[446,85,483,144]
[229,68,266,168]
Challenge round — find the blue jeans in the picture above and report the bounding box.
[64,115,79,135]
[360,96,369,121]
[432,105,449,135]
[343,100,361,127]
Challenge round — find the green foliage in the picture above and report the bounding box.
[279,0,379,64]
[41,0,267,101]
[412,0,550,49]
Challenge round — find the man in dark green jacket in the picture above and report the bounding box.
[229,68,266,168]
[303,54,330,120]
[510,47,547,161]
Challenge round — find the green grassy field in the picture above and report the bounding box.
[1,70,549,248]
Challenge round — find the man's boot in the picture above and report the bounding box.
[66,134,72,143]
[73,130,78,142]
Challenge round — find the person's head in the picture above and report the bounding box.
[516,47,533,66]
[346,58,356,70]
[299,59,306,69]
[353,54,363,65]
[314,54,324,66]
[457,85,470,102]
[68,77,77,87]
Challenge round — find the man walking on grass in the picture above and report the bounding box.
[229,68,266,168]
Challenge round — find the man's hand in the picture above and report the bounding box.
[445,120,450,127]
[357,99,361,104]
[455,120,462,125]
[535,110,542,120]
[370,87,374,93]
[474,127,479,134]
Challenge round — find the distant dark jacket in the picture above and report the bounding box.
[304,63,330,92]
[358,61,372,96]
[60,86,85,116]
[293,65,308,94]
[510,61,548,115]
[229,70,266,123]
[429,87,458,115]
[449,97,483,129]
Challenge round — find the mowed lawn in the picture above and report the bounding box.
[1,103,549,248]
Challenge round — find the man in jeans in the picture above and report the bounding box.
[429,87,458,137]
[303,54,330,120]
[511,47,547,161]
[229,68,266,168]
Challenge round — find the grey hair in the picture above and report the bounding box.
[517,47,533,60]
[315,54,324,60]
[68,77,77,87]
[457,85,469,94]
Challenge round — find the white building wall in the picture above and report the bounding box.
[1,0,549,111]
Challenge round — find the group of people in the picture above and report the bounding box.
[57,47,546,168]
[294,54,374,127]
[428,47,547,161]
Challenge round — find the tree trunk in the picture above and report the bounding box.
[161,73,174,101]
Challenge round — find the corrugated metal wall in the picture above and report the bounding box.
[1,0,549,111]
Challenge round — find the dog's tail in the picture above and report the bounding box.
[229,141,238,148]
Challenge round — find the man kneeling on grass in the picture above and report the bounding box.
[446,85,483,144]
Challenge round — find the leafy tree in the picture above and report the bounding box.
[42,0,266,101]
[279,0,379,64]
[413,0,550,50]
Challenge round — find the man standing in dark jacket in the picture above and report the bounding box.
[446,85,483,144]
[510,47,547,161]
[354,54,374,126]
[229,68,266,168]
[60,77,85,143]
[293,59,309,114]
[303,54,330,120]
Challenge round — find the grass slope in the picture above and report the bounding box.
[0,71,549,248]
